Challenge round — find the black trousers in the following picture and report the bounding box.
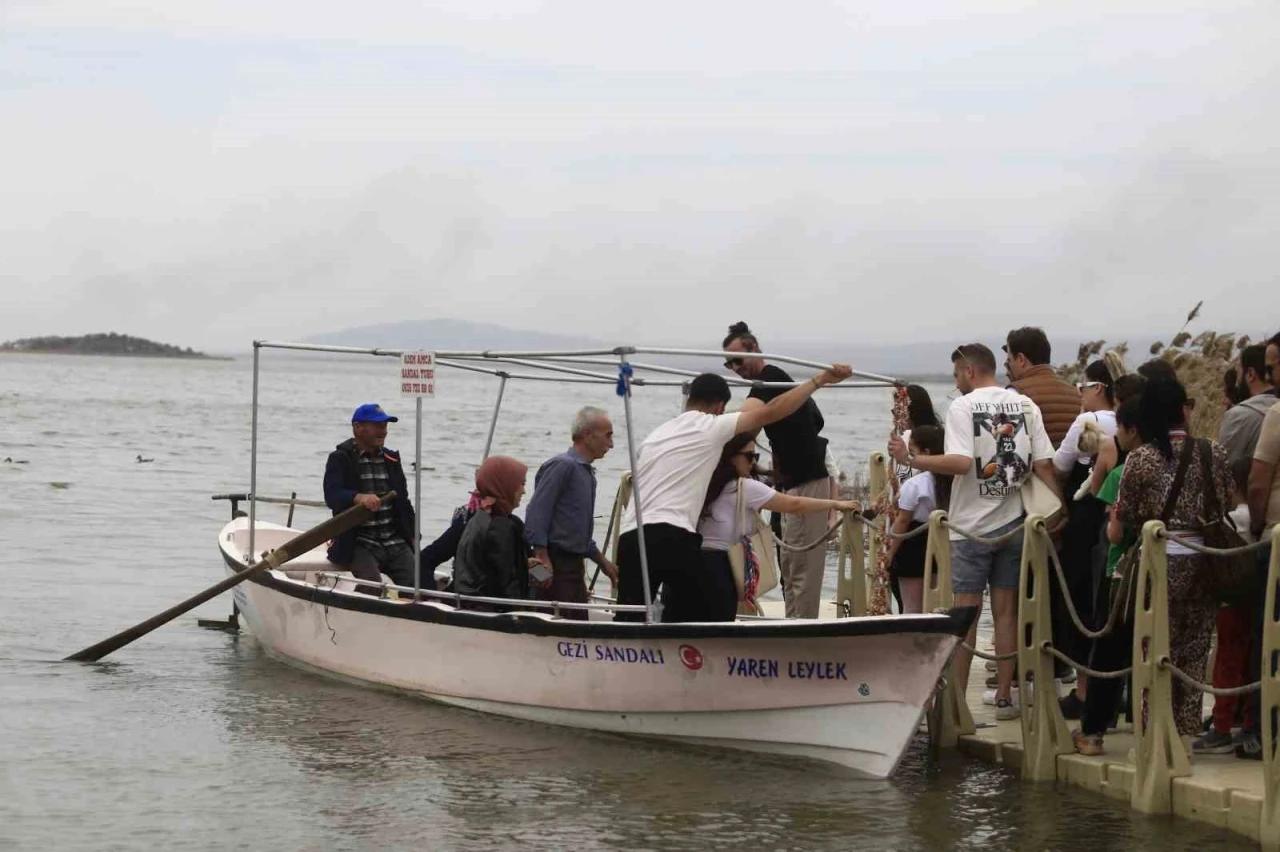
[616,524,707,622]
[1081,579,1135,736]
[698,550,742,623]
[1052,475,1108,674]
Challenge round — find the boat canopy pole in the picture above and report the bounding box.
[413,396,423,600]
[633,347,900,386]
[252,341,901,387]
[248,342,261,562]
[618,353,655,624]
[481,373,508,461]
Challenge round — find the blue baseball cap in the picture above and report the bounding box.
[351,403,398,424]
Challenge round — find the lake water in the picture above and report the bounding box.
[0,352,1252,850]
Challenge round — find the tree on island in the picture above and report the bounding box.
[0,332,212,359]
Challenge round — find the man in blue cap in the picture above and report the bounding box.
[323,403,417,592]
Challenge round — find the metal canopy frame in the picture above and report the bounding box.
[246,340,901,625]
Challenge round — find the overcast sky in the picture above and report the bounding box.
[2,1,1277,352]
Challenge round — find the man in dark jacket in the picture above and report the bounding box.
[323,403,417,592]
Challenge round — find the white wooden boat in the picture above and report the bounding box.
[218,516,973,778]
[215,339,973,777]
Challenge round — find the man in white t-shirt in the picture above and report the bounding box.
[617,365,853,622]
[888,343,1058,720]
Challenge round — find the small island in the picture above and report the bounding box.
[0,332,217,359]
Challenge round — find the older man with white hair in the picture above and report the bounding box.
[524,405,619,618]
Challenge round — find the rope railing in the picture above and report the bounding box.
[1042,527,1135,642]
[888,522,931,541]
[774,512,852,553]
[1041,643,1133,680]
[1161,528,1274,556]
[959,640,1018,662]
[1160,656,1262,697]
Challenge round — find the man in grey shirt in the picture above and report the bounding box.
[1220,342,1278,466]
[524,406,619,618]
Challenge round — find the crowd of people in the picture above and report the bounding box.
[320,323,1280,760]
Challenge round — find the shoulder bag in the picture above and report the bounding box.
[1195,438,1255,605]
[727,479,780,615]
[1114,437,1197,621]
[1019,400,1065,523]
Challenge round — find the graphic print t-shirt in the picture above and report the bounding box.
[943,386,1054,540]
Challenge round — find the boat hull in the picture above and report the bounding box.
[219,519,970,778]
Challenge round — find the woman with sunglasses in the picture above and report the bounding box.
[696,433,861,621]
[1050,359,1119,718]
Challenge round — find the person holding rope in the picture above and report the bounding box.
[722,322,841,619]
[697,434,861,620]
[615,365,854,623]
[889,343,1059,721]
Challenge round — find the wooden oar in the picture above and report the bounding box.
[65,492,394,662]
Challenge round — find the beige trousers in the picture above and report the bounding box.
[780,477,833,619]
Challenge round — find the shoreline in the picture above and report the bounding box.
[0,350,233,362]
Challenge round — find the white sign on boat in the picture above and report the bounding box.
[400,350,436,398]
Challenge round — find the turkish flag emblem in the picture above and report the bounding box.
[678,644,704,671]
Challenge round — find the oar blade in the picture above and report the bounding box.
[65,492,395,663]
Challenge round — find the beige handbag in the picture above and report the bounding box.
[1019,401,1064,523]
[727,478,780,612]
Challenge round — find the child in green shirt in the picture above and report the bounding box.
[1096,404,1143,578]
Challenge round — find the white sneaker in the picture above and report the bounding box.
[995,696,1020,721]
[982,683,1033,706]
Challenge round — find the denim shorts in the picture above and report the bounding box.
[950,517,1025,594]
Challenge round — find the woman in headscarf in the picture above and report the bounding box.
[452,456,540,608]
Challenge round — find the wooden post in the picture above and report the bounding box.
[923,510,974,747]
[1018,516,1072,781]
[867,451,892,615]
[1131,520,1190,814]
[835,511,867,617]
[1261,527,1280,848]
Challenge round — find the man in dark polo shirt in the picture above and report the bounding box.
[323,403,416,593]
[722,322,836,618]
[524,406,620,619]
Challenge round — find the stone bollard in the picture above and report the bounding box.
[1131,520,1190,814]
[1018,516,1072,781]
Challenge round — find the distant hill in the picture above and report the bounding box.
[304,318,598,353]
[0,333,215,359]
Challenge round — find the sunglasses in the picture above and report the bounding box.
[724,357,744,370]
[736,451,760,463]
[1077,381,1103,391]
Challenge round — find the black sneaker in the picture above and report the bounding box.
[1193,729,1235,755]
[1059,690,1085,720]
[1236,732,1263,760]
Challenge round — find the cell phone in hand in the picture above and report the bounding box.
[529,563,552,584]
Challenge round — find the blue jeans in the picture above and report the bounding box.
[950,517,1025,594]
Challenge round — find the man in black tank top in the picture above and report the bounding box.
[723,323,835,619]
